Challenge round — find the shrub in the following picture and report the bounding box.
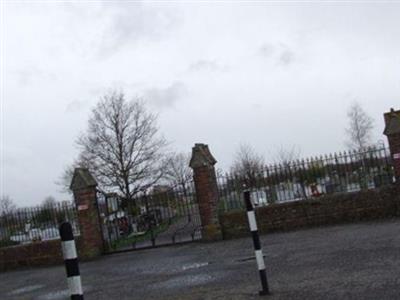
[0,238,19,248]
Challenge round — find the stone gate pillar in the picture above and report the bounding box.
[190,143,223,241]
[384,108,400,182]
[70,168,103,258]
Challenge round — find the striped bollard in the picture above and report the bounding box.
[59,222,84,300]
[244,190,270,296]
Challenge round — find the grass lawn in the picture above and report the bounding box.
[110,217,178,250]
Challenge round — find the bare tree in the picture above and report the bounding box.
[345,102,375,189]
[273,145,307,199]
[0,195,16,215]
[163,152,192,196]
[274,145,301,167]
[231,143,265,185]
[42,196,57,207]
[76,91,167,203]
[345,102,374,150]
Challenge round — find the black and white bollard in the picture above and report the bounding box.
[244,191,270,296]
[59,222,84,300]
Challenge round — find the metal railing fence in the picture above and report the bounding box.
[0,202,79,248]
[218,146,395,212]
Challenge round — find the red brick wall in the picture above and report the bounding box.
[1,170,103,272]
[384,109,400,180]
[73,188,103,258]
[388,134,400,179]
[192,164,223,241]
[193,165,220,226]
[0,238,82,272]
[220,185,400,240]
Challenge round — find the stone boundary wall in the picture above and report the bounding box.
[220,185,400,240]
[0,238,82,272]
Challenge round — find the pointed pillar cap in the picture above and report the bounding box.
[384,108,400,136]
[190,143,217,168]
[70,168,98,191]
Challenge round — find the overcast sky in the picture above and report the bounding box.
[1,1,400,206]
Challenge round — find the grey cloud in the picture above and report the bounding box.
[1,154,16,169]
[99,3,180,56]
[1,146,30,168]
[144,82,187,109]
[259,43,275,57]
[14,68,57,86]
[259,43,295,66]
[66,99,90,113]
[16,70,33,86]
[188,59,227,72]
[5,3,399,206]
[279,49,295,66]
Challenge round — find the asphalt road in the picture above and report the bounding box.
[1,219,400,299]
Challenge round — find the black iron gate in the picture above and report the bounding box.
[97,182,202,253]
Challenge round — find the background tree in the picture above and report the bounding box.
[274,145,301,167]
[0,196,17,234]
[273,145,308,199]
[35,196,59,225]
[231,143,265,187]
[76,91,167,204]
[345,102,374,150]
[0,195,16,216]
[345,102,375,189]
[163,152,192,196]
[42,196,57,207]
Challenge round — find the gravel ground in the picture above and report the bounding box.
[1,219,400,300]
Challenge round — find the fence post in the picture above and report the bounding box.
[190,143,223,241]
[244,191,270,296]
[384,108,400,182]
[70,168,103,258]
[59,222,84,300]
